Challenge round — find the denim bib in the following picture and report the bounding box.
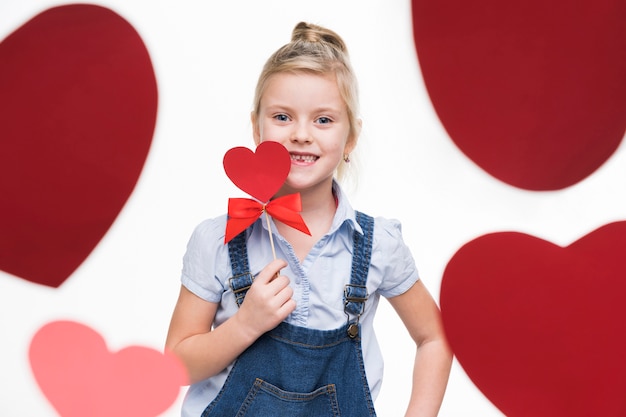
[201,211,377,417]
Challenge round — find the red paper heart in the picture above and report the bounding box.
[440,222,626,416]
[29,320,188,417]
[0,5,157,287]
[411,0,626,190]
[223,141,291,202]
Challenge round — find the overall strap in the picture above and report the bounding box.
[343,211,374,338]
[227,231,254,308]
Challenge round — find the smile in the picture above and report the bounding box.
[290,153,318,163]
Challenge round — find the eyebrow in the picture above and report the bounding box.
[263,104,344,115]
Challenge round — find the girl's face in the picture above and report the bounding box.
[252,72,357,196]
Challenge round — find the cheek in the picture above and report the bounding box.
[333,132,353,153]
[257,124,283,142]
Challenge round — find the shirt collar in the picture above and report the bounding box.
[331,180,363,236]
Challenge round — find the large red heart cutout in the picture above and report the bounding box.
[0,5,157,287]
[440,221,626,416]
[223,141,291,202]
[29,320,188,417]
[411,0,626,190]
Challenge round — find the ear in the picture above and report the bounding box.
[344,118,362,154]
[251,111,261,146]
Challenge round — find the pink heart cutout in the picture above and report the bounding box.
[441,221,626,416]
[29,320,188,417]
[0,5,157,287]
[223,141,291,202]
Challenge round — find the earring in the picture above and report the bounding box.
[343,154,350,163]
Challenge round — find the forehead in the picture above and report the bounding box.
[261,72,344,108]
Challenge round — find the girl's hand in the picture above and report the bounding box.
[165,260,295,384]
[234,259,296,339]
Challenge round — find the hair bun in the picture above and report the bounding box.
[291,22,347,53]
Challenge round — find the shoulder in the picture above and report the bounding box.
[356,211,405,247]
[183,214,230,265]
[188,215,228,242]
[181,215,231,302]
[360,213,420,297]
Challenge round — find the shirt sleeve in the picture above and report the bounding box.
[180,216,230,303]
[371,217,420,298]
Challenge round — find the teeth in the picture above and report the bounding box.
[291,154,317,162]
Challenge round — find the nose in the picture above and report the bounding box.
[290,122,312,144]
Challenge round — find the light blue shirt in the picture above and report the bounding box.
[180,182,420,417]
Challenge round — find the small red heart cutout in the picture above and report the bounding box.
[441,222,626,416]
[223,141,291,202]
[0,5,157,287]
[29,320,188,417]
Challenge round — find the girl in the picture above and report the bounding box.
[166,22,452,417]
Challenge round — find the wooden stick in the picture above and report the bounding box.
[265,209,277,260]
[264,210,281,279]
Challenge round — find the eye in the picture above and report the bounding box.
[316,116,332,124]
[273,113,290,122]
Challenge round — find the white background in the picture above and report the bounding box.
[2,1,625,416]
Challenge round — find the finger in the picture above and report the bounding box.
[270,259,287,281]
[255,259,288,285]
[266,275,295,300]
[277,298,297,318]
[271,280,294,302]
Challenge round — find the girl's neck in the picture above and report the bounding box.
[273,180,337,261]
[276,179,336,214]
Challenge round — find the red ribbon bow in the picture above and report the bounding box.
[225,193,311,243]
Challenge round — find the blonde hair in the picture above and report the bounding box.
[252,22,361,182]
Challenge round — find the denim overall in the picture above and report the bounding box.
[201,211,377,417]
